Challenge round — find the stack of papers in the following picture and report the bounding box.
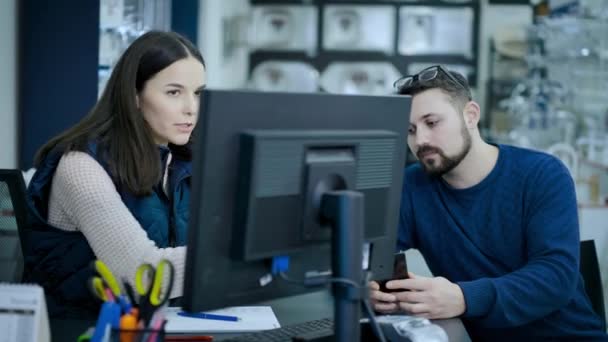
[0,283,49,342]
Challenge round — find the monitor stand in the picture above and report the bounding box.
[321,190,364,342]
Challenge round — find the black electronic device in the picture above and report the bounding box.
[183,90,411,342]
[378,251,409,293]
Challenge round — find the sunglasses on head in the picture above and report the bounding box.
[393,65,467,92]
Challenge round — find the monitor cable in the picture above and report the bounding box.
[279,271,387,342]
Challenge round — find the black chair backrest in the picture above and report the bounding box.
[0,169,27,282]
[580,239,606,329]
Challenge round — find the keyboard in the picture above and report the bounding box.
[221,318,334,342]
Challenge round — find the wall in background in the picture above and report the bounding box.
[0,0,17,168]
[19,0,99,169]
[172,0,199,45]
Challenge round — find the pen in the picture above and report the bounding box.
[165,336,213,341]
[177,311,239,322]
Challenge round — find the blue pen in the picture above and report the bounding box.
[91,301,121,342]
[178,311,240,322]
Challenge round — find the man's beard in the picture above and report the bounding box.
[416,124,472,177]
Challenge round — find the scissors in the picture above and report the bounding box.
[134,259,175,325]
[89,260,131,312]
[89,260,122,300]
[89,276,115,302]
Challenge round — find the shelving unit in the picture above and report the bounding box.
[248,0,480,93]
[484,39,528,132]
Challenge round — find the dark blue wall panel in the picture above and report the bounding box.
[171,0,199,46]
[19,0,100,168]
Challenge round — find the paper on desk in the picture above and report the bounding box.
[0,283,50,342]
[164,306,281,333]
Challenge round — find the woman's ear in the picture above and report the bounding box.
[135,94,140,109]
[463,101,481,128]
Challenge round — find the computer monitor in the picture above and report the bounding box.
[183,90,410,340]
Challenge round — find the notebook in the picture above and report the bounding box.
[164,306,281,333]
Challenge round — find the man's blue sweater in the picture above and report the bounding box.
[398,144,607,340]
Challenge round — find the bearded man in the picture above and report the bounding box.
[369,66,607,341]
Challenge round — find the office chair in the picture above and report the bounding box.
[580,239,606,329]
[0,169,27,282]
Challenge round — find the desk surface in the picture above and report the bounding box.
[259,291,470,341]
[51,291,470,341]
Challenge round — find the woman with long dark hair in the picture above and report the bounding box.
[21,31,206,317]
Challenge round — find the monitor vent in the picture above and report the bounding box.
[256,141,302,197]
[356,139,395,189]
[254,137,396,197]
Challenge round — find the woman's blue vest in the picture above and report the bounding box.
[20,144,191,318]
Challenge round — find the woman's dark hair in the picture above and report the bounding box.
[35,31,205,196]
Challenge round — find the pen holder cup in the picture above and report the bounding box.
[109,327,166,342]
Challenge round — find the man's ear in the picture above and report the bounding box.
[463,101,481,128]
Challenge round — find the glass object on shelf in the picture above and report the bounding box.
[250,61,319,93]
[534,17,608,59]
[324,9,361,48]
[398,6,473,58]
[491,14,608,196]
[100,0,125,28]
[580,0,608,19]
[576,116,608,166]
[253,8,293,47]
[98,0,172,96]
[323,5,395,54]
[491,27,529,81]
[532,17,608,119]
[401,11,434,53]
[99,30,123,68]
[547,142,578,179]
[493,26,528,60]
[250,5,317,54]
[576,158,606,206]
[98,67,112,98]
[320,62,401,95]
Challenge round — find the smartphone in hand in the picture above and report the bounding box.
[378,251,409,293]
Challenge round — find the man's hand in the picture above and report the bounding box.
[368,281,400,314]
[386,273,466,319]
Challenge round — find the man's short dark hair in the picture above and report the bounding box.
[398,70,472,110]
